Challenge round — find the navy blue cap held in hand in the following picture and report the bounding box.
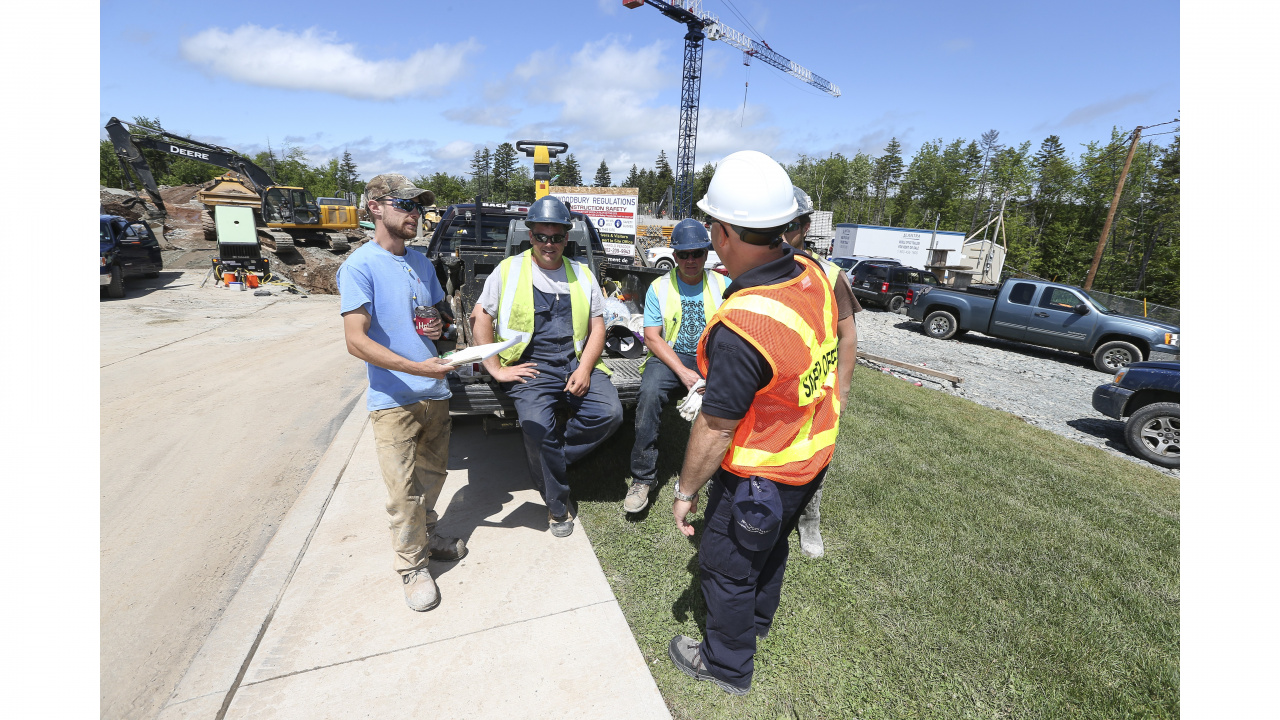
[731,476,783,552]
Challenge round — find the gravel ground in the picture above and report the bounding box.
[852,306,1179,479]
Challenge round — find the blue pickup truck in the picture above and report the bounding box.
[905,278,1179,373]
[1092,361,1179,468]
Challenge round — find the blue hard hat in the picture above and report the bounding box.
[670,218,712,251]
[525,195,573,227]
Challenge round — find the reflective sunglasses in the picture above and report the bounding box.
[531,232,568,245]
[380,197,423,214]
[675,249,707,260]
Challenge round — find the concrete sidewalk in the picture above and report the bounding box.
[157,398,671,719]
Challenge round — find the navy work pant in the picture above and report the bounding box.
[698,466,827,690]
[505,363,624,519]
[629,353,700,486]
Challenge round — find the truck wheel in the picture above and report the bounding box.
[1093,340,1142,373]
[887,295,905,312]
[107,265,125,298]
[923,310,958,340]
[1124,402,1179,468]
[655,258,674,271]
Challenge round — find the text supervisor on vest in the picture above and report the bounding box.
[667,151,842,696]
[470,195,624,539]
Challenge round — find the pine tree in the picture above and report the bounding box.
[492,142,519,200]
[338,150,359,196]
[655,150,674,184]
[561,153,583,186]
[593,159,612,187]
[870,138,904,224]
[469,147,492,198]
[623,164,641,188]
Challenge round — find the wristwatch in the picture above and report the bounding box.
[673,482,696,502]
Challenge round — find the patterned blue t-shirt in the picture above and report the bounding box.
[643,275,709,356]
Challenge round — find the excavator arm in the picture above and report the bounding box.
[105,117,278,193]
[104,116,168,221]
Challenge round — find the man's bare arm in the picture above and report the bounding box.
[342,308,450,379]
[471,304,538,383]
[645,326,702,389]
[672,411,739,536]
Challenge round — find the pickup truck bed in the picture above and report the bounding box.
[446,357,644,417]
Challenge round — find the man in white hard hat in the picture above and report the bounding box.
[782,186,861,558]
[667,151,842,695]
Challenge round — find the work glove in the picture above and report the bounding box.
[677,379,706,421]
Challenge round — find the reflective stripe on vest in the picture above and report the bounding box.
[696,255,840,485]
[815,256,843,290]
[495,250,610,375]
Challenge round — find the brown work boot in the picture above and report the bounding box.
[401,569,440,612]
[623,481,652,513]
[428,533,468,562]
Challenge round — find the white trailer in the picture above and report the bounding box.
[830,223,966,268]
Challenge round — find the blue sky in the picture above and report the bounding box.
[100,0,1179,181]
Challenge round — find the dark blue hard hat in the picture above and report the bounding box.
[731,476,783,552]
[525,195,573,227]
[670,218,711,251]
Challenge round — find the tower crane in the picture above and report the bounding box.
[622,0,840,218]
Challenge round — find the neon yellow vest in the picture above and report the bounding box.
[814,256,844,290]
[641,269,729,371]
[494,250,611,375]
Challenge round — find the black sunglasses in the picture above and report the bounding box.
[675,249,707,260]
[532,232,568,245]
[380,197,423,214]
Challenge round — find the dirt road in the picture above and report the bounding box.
[100,270,366,719]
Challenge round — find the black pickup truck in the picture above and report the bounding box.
[413,201,665,419]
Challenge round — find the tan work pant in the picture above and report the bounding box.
[370,399,451,575]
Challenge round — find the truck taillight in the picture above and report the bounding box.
[907,289,914,304]
[881,282,889,293]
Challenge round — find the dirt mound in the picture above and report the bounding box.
[267,235,368,294]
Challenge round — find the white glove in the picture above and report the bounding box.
[677,379,706,421]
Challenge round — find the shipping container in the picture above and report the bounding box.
[830,223,966,268]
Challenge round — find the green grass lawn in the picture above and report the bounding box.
[567,368,1179,720]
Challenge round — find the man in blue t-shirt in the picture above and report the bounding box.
[624,219,729,513]
[336,173,466,613]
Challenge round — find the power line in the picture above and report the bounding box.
[718,0,766,44]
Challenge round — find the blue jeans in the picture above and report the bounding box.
[504,363,624,519]
[629,353,700,486]
[698,467,826,689]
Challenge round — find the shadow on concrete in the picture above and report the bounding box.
[99,270,191,302]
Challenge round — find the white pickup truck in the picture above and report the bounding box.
[641,246,723,272]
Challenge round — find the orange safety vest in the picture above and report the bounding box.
[697,254,841,485]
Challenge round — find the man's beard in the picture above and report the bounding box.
[385,217,417,241]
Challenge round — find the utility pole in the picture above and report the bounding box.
[1083,126,1143,290]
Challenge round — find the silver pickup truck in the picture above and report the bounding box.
[905,278,1179,373]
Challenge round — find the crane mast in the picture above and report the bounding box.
[624,0,840,218]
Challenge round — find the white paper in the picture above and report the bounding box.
[440,337,520,367]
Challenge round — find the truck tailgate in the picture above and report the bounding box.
[447,357,645,417]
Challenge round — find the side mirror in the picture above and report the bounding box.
[1074,304,1090,315]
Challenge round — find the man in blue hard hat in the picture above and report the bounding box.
[470,195,624,537]
[623,218,730,513]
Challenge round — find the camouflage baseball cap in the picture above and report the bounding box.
[365,173,435,205]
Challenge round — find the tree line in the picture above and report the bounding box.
[100,116,365,201]
[101,119,1178,305]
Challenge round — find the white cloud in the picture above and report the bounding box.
[944,38,972,52]
[1059,92,1154,127]
[443,104,519,127]
[180,25,479,100]
[502,36,782,177]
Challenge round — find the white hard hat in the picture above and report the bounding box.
[697,150,798,229]
[792,186,814,216]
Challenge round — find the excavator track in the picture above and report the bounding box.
[327,232,351,254]
[259,229,296,253]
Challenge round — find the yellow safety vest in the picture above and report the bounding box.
[642,269,729,371]
[494,250,611,375]
[814,256,844,291]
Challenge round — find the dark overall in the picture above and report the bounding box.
[503,286,624,519]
